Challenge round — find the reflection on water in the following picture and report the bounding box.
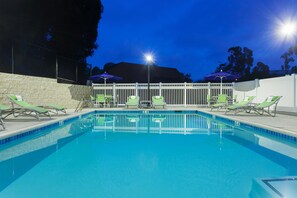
[92,113,234,135]
[0,112,297,193]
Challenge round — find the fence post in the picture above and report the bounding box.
[135,82,138,96]
[208,82,211,106]
[113,83,116,106]
[232,82,235,102]
[159,82,162,96]
[184,82,187,107]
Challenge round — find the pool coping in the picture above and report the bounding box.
[198,109,297,139]
[0,108,297,145]
[0,109,94,143]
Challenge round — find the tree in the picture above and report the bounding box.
[280,52,294,74]
[219,46,254,80]
[92,66,103,75]
[48,0,103,59]
[252,62,270,79]
[291,66,297,74]
[0,0,103,83]
[104,62,116,71]
[182,73,192,82]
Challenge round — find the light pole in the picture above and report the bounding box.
[144,54,154,101]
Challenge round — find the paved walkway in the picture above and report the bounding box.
[1,107,297,140]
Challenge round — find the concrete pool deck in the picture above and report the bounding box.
[0,107,297,140]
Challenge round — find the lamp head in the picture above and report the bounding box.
[144,54,154,64]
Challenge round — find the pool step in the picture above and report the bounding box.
[250,176,297,198]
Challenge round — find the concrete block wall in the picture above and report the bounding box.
[0,72,91,109]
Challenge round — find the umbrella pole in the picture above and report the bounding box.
[104,78,106,97]
[104,78,106,108]
[220,77,223,95]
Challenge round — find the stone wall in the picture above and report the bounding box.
[0,72,91,109]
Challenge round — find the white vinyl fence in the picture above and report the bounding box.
[233,74,297,113]
[92,82,234,106]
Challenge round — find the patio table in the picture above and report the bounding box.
[140,100,151,109]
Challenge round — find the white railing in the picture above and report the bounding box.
[92,82,234,106]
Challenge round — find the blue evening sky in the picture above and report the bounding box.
[87,0,297,81]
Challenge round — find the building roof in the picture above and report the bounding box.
[104,62,186,83]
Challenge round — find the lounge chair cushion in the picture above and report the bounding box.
[266,96,274,102]
[0,104,10,111]
[15,95,23,101]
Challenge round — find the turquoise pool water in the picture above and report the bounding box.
[0,111,297,197]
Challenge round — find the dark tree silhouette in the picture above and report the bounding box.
[252,62,270,79]
[180,73,192,82]
[291,66,297,74]
[0,0,103,83]
[0,0,103,59]
[48,0,103,59]
[280,52,294,74]
[218,46,254,80]
[103,62,116,71]
[92,66,103,75]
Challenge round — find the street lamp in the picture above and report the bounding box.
[144,54,154,101]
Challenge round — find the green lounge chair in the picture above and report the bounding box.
[38,104,66,114]
[210,94,228,111]
[251,96,282,117]
[152,96,166,109]
[90,95,96,107]
[225,96,256,114]
[125,96,139,109]
[0,103,12,116]
[0,110,4,129]
[206,94,215,107]
[96,94,105,107]
[0,103,13,129]
[7,94,51,120]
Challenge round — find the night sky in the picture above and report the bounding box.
[87,0,297,81]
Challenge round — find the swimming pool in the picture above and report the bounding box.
[0,111,297,197]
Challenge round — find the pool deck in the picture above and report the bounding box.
[1,107,297,140]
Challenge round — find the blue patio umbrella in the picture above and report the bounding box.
[89,72,122,96]
[205,70,239,94]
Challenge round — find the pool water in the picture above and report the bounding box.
[0,111,297,197]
